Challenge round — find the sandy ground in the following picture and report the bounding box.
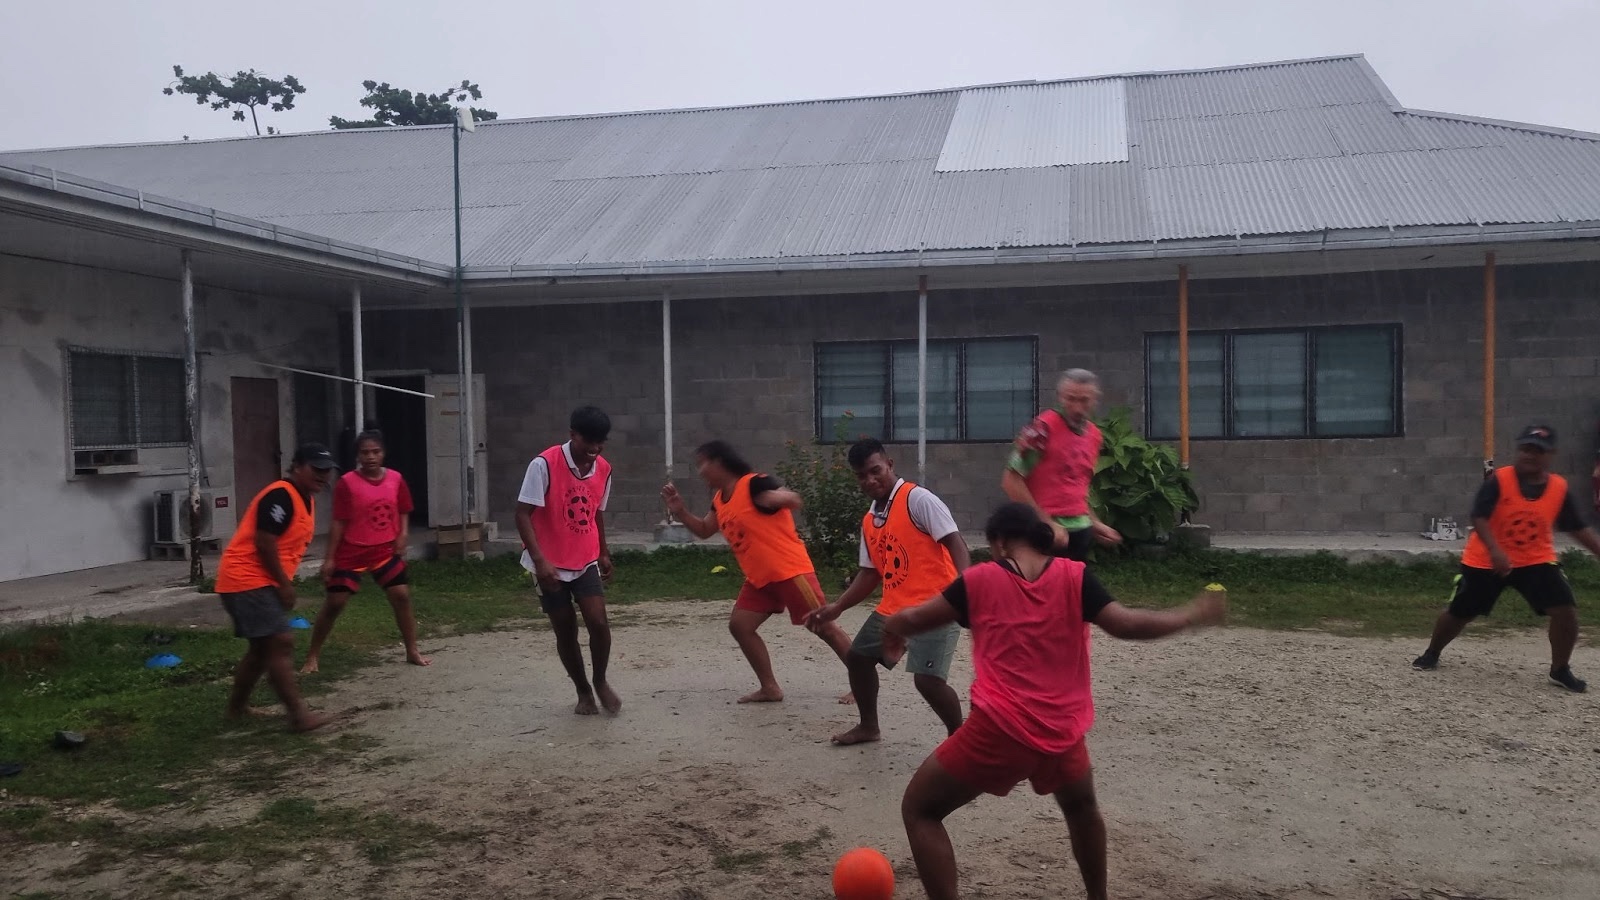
[7,601,1600,900]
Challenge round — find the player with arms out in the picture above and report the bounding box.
[301,430,429,674]
[516,406,621,715]
[1003,369,1120,559]
[1413,424,1600,692]
[806,438,969,745]
[885,503,1226,900]
[662,440,854,704]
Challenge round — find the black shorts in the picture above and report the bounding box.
[1447,563,1576,618]
[220,587,291,640]
[1050,528,1093,562]
[327,554,409,595]
[538,563,605,615]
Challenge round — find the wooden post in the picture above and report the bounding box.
[1483,251,1496,478]
[181,250,203,584]
[351,284,364,433]
[1178,264,1190,468]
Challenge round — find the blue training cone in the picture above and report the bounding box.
[289,617,311,630]
[145,653,182,669]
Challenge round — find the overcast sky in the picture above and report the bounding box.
[2,0,1596,150]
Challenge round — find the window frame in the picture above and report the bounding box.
[1142,324,1403,441]
[812,335,1038,444]
[65,346,190,451]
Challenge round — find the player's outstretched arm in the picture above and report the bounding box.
[1095,588,1226,641]
[753,488,804,511]
[1574,526,1600,559]
[880,595,960,666]
[661,483,719,539]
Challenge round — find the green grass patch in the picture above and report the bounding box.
[1093,548,1600,636]
[713,849,772,872]
[780,825,833,859]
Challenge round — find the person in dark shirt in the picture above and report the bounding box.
[1413,425,1600,692]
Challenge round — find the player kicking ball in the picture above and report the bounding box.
[806,439,969,745]
[886,503,1226,900]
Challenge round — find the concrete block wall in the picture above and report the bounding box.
[0,253,340,581]
[357,260,1600,537]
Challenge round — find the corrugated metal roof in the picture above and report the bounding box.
[5,54,1600,275]
[934,80,1127,171]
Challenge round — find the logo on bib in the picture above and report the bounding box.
[874,532,910,589]
[1503,511,1544,550]
[564,488,595,535]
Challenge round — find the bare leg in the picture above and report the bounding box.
[260,632,328,732]
[914,673,965,736]
[384,584,431,667]
[226,640,269,718]
[577,595,619,713]
[1423,610,1472,658]
[1054,772,1109,900]
[832,652,881,745]
[299,592,349,674]
[548,603,597,714]
[901,752,985,900]
[729,609,783,702]
[811,621,857,704]
[1548,606,1580,670]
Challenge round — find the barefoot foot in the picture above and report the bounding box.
[838,691,856,705]
[831,725,881,746]
[290,711,332,733]
[738,687,784,703]
[405,650,432,667]
[596,682,622,714]
[298,658,320,675]
[574,693,600,715]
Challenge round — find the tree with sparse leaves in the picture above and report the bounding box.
[163,66,306,136]
[329,79,499,129]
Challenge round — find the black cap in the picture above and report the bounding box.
[292,443,338,470]
[1514,425,1556,451]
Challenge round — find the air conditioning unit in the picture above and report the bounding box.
[153,489,218,545]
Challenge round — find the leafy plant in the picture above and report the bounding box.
[775,414,868,572]
[163,66,306,135]
[1089,408,1199,544]
[330,79,499,129]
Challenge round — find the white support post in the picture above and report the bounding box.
[181,250,203,584]
[917,274,928,483]
[463,293,476,524]
[351,284,365,433]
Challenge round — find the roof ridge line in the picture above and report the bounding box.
[1399,108,1600,143]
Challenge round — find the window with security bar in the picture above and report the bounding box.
[813,337,1037,443]
[67,349,188,450]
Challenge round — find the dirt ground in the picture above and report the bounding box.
[9,601,1600,899]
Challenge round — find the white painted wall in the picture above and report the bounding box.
[0,253,341,582]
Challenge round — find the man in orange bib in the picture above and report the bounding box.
[1413,425,1600,692]
[806,439,971,745]
[662,440,854,703]
[214,444,336,732]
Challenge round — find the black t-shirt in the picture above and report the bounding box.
[748,474,783,516]
[253,485,313,537]
[1471,475,1587,533]
[941,559,1114,627]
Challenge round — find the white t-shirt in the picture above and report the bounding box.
[858,479,960,568]
[518,442,612,582]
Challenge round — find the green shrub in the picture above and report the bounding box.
[775,414,866,572]
[1089,408,1199,544]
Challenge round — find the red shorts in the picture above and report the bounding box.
[934,705,1091,797]
[734,573,826,625]
[328,543,408,594]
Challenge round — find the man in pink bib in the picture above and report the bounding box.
[515,406,620,715]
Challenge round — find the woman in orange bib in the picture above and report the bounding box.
[662,440,854,703]
[1413,425,1600,692]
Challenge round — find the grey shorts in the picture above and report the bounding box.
[220,586,291,640]
[850,611,959,681]
[538,563,605,615]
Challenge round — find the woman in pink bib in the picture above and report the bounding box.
[883,503,1226,900]
[301,430,430,674]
